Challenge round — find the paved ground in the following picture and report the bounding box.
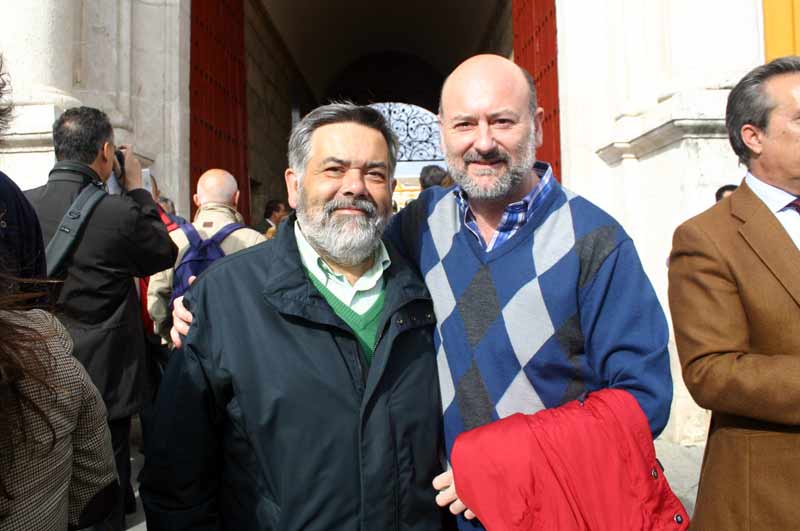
[654,439,705,516]
[127,450,146,531]
[125,436,704,530]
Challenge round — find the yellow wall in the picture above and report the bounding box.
[763,0,800,59]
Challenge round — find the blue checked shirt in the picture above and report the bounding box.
[455,161,555,251]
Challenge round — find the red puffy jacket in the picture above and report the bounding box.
[451,389,689,530]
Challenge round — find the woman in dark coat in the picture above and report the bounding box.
[0,53,46,282]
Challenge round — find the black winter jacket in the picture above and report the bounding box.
[140,216,450,530]
[26,161,177,419]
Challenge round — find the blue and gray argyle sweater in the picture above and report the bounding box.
[385,175,672,466]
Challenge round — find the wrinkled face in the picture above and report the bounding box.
[749,72,800,195]
[440,69,542,201]
[285,122,393,266]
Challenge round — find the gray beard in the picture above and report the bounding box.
[296,192,387,267]
[447,133,537,201]
[448,161,528,200]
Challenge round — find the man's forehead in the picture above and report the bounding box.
[441,71,528,118]
[764,72,800,106]
[309,122,389,164]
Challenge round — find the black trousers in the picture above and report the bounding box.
[93,416,131,531]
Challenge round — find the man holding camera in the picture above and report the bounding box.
[26,106,177,531]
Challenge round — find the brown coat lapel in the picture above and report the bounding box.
[732,181,800,308]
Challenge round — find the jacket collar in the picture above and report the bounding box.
[194,202,245,224]
[731,180,800,307]
[261,214,430,328]
[48,160,103,186]
[261,214,433,411]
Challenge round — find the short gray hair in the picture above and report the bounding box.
[438,64,538,119]
[727,55,800,166]
[287,102,398,179]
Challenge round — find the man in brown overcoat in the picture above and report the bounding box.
[669,56,800,530]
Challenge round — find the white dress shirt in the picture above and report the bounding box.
[294,221,391,314]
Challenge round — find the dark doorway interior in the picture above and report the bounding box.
[324,51,445,113]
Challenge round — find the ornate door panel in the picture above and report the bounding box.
[190,0,249,221]
[513,0,562,180]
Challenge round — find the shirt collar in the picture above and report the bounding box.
[745,172,799,213]
[294,221,391,292]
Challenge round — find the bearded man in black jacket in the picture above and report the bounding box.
[141,103,451,531]
[26,106,177,531]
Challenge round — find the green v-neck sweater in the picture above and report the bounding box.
[307,271,386,366]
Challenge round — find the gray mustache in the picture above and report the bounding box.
[323,198,377,217]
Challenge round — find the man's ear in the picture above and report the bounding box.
[533,107,544,148]
[92,141,116,182]
[233,190,240,207]
[192,193,201,208]
[285,167,300,209]
[98,141,115,173]
[103,141,114,162]
[741,124,764,158]
[438,115,448,156]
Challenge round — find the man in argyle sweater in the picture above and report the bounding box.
[384,54,673,527]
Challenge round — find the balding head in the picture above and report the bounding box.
[439,54,537,120]
[437,54,544,203]
[194,169,240,207]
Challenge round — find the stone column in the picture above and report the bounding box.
[0,0,83,189]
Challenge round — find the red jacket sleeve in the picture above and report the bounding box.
[451,389,689,530]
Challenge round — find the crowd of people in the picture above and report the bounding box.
[1,47,799,531]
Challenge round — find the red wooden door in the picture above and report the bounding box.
[190,0,250,221]
[512,0,561,180]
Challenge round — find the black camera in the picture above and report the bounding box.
[114,149,126,181]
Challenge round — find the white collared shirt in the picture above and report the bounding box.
[745,172,800,250]
[294,221,391,314]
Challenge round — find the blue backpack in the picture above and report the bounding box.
[169,222,243,309]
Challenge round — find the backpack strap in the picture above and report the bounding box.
[209,222,244,245]
[158,206,180,232]
[45,182,107,277]
[179,222,203,248]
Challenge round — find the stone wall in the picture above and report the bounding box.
[0,0,191,217]
[244,0,314,222]
[555,0,765,443]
